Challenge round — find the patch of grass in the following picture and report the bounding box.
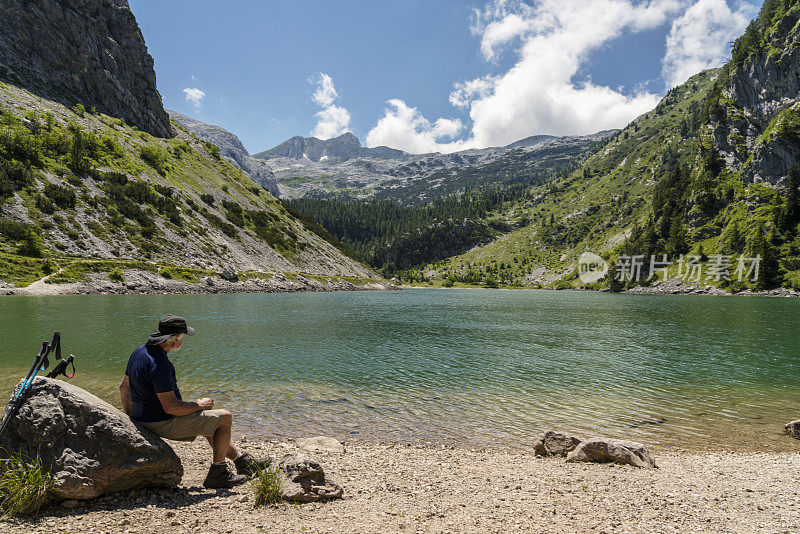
[0,253,51,286]
[200,209,238,238]
[46,259,157,284]
[158,266,211,283]
[139,144,171,176]
[251,462,282,507]
[203,141,221,160]
[43,183,76,210]
[108,267,124,282]
[0,453,52,517]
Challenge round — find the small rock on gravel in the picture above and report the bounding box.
[567,438,656,468]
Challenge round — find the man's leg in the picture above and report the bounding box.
[204,410,239,463]
[201,409,269,479]
[205,435,239,461]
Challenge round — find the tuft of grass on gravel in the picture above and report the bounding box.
[251,461,282,507]
[0,453,52,517]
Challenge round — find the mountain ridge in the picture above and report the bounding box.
[167,111,279,195]
[254,132,406,163]
[256,130,616,204]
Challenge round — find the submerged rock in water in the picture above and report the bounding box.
[533,431,582,457]
[785,420,800,439]
[566,438,656,468]
[278,453,343,502]
[0,377,183,500]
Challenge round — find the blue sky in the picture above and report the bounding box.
[130,0,759,154]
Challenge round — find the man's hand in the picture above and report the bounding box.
[157,391,209,416]
[197,398,214,410]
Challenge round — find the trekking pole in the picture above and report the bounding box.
[0,331,60,440]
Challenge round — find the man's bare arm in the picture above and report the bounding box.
[119,375,132,416]
[156,391,214,417]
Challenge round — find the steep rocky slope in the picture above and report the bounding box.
[0,0,172,138]
[0,0,379,290]
[0,83,377,289]
[709,3,800,184]
[168,111,279,195]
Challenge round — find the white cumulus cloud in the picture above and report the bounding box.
[366,0,686,154]
[310,73,352,139]
[365,100,464,154]
[183,87,205,110]
[662,0,759,88]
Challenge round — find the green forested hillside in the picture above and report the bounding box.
[402,0,800,291]
[293,65,714,285]
[286,183,532,274]
[284,134,603,274]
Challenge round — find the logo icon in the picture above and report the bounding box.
[578,252,608,283]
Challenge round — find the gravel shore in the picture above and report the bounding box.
[1,269,398,296]
[3,437,800,533]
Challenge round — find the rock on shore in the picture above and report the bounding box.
[0,378,182,500]
[567,438,657,468]
[623,279,800,297]
[278,453,344,502]
[786,419,800,439]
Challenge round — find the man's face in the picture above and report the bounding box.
[170,333,186,351]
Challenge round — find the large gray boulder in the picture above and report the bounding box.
[566,438,656,468]
[0,378,183,500]
[533,431,582,457]
[786,420,800,439]
[278,453,343,502]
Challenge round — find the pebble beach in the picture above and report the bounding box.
[3,437,800,534]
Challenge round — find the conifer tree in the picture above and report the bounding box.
[785,164,800,229]
[667,215,688,256]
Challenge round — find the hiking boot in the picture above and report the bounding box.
[203,463,247,489]
[234,452,271,477]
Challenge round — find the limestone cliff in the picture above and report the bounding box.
[0,0,172,138]
[710,3,800,184]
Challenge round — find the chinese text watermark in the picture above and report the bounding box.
[578,253,762,284]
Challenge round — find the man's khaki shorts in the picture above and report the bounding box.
[139,409,226,442]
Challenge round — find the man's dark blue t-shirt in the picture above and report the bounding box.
[125,344,182,422]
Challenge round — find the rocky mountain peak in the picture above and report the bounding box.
[0,0,172,138]
[168,111,279,195]
[255,132,405,163]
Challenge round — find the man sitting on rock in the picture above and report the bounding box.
[119,314,267,489]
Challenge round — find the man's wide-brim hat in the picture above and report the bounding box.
[147,314,195,345]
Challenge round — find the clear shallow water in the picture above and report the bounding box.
[1,289,799,452]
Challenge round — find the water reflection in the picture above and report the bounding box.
[1,289,799,452]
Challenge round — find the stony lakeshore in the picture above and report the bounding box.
[0,269,398,296]
[2,437,800,534]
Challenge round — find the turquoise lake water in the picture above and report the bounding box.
[1,289,799,452]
